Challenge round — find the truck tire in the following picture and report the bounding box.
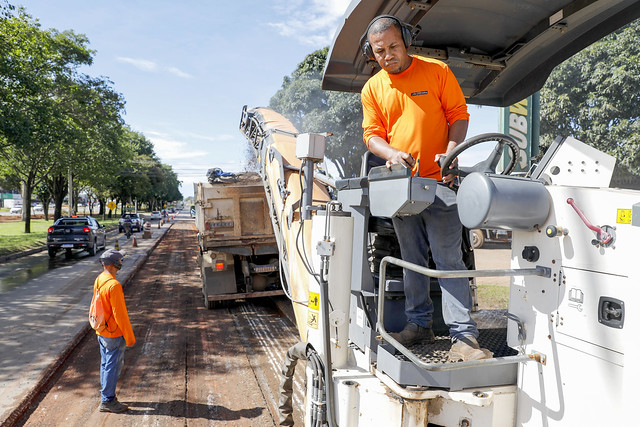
[472,230,485,249]
[48,248,56,259]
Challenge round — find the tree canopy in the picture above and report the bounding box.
[269,47,365,178]
[0,4,182,230]
[540,19,640,175]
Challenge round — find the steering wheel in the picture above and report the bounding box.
[440,133,520,179]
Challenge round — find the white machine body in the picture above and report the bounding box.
[509,183,636,426]
[310,137,636,426]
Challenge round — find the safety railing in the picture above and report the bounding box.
[377,256,550,371]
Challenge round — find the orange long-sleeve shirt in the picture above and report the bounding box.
[361,56,470,180]
[94,271,135,346]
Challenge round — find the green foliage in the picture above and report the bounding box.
[269,48,365,178]
[0,4,182,231]
[540,19,640,173]
[294,46,328,77]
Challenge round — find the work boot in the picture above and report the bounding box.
[99,398,129,413]
[388,322,435,346]
[448,335,493,362]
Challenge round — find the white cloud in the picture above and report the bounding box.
[117,56,158,72]
[143,130,247,197]
[167,67,193,79]
[268,0,351,46]
[116,57,193,79]
[144,131,209,161]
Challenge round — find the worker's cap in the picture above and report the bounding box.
[100,249,125,266]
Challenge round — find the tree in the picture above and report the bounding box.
[270,47,365,178]
[0,8,106,231]
[540,19,640,174]
[0,4,178,229]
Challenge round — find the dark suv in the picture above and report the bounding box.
[47,216,107,258]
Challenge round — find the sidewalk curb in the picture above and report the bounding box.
[1,223,173,427]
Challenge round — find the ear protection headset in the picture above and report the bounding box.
[360,15,413,61]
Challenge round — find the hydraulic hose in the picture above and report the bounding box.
[278,342,330,426]
[278,342,310,426]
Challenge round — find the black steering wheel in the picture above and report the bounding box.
[440,133,520,179]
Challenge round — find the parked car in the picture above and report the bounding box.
[150,211,162,220]
[471,228,512,249]
[33,204,44,213]
[9,205,22,214]
[118,213,144,232]
[47,216,107,258]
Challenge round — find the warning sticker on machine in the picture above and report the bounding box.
[307,311,318,329]
[307,291,320,329]
[308,291,319,311]
[616,209,632,224]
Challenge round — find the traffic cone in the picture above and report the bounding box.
[115,240,120,250]
[132,236,138,247]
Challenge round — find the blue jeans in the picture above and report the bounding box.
[391,194,478,340]
[98,335,126,402]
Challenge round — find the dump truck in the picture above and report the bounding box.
[194,172,283,309]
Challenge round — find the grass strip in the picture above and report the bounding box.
[0,218,119,256]
[477,284,510,310]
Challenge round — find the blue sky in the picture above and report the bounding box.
[16,0,499,197]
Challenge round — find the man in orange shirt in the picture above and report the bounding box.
[360,15,491,361]
[95,249,135,413]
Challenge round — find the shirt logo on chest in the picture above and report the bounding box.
[411,90,429,97]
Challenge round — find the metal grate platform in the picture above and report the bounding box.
[396,310,517,364]
[377,309,519,390]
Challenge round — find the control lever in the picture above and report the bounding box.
[566,198,614,247]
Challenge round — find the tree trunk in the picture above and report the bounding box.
[21,177,34,233]
[52,174,67,221]
[44,198,51,221]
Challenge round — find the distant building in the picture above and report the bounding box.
[0,189,22,209]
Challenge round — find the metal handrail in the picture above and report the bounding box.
[377,256,549,371]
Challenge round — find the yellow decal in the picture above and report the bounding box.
[617,209,632,224]
[307,311,319,329]
[308,291,320,311]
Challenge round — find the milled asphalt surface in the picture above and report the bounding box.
[0,217,175,424]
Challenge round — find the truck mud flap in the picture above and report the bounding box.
[202,268,236,297]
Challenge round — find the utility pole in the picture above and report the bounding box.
[68,169,75,216]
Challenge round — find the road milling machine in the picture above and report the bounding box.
[239,1,640,425]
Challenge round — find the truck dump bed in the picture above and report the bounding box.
[195,174,275,250]
[194,172,281,307]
